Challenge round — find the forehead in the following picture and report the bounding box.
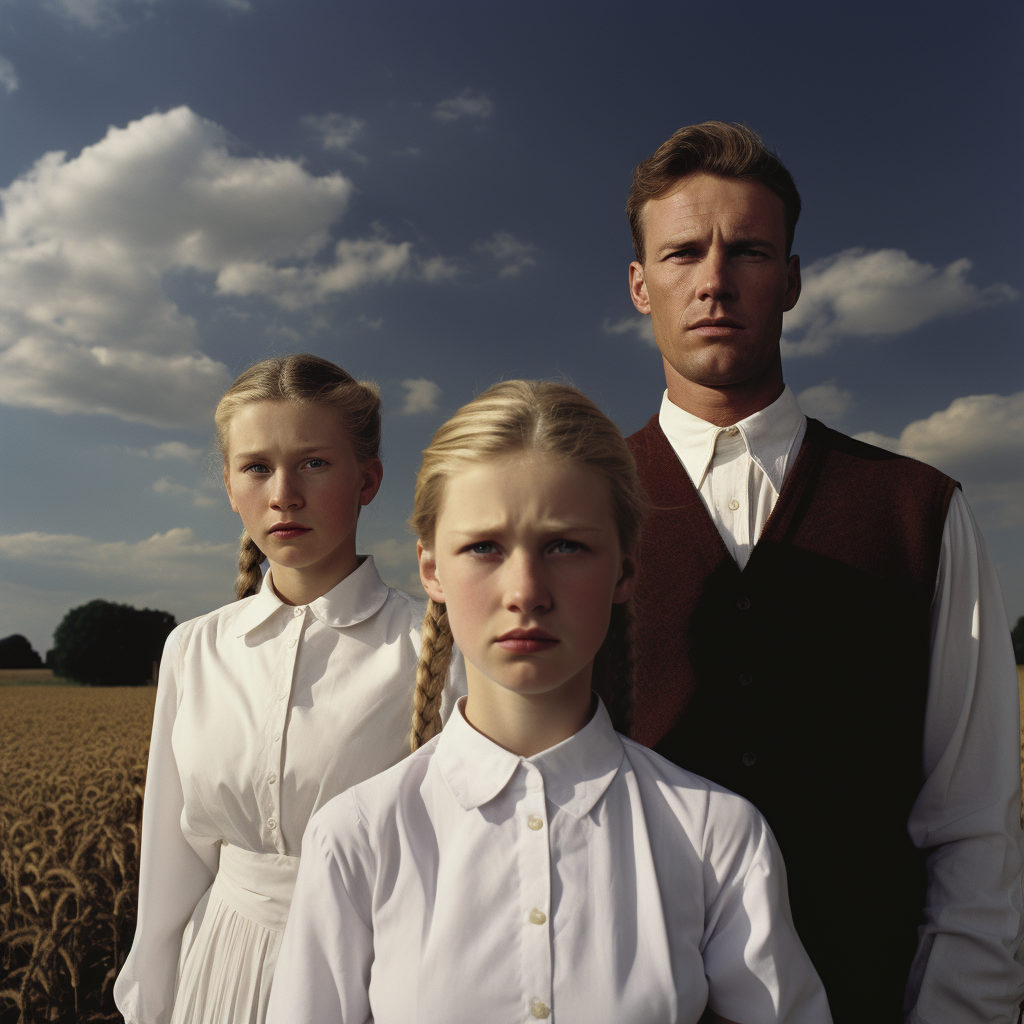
[225,400,348,452]
[641,172,787,249]
[437,453,615,531]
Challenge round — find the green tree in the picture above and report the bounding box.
[0,634,44,668]
[50,600,177,686]
[1012,616,1024,666]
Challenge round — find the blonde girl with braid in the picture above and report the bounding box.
[115,354,466,1024]
[268,381,831,1024]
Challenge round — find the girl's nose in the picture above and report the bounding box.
[270,471,303,510]
[504,552,552,614]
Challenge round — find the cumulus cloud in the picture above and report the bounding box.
[475,232,536,278]
[434,89,494,122]
[42,0,246,30]
[301,113,366,155]
[399,378,441,415]
[796,382,854,423]
[854,391,1024,527]
[0,56,18,93]
[143,440,204,460]
[604,315,656,347]
[782,248,1018,356]
[152,477,221,508]
[0,106,449,426]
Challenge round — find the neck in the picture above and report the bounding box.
[663,357,785,427]
[463,664,594,758]
[268,549,360,606]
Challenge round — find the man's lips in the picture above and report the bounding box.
[689,317,744,336]
[269,522,310,539]
[495,628,558,653]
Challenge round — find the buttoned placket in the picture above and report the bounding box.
[515,762,554,1021]
[263,604,306,852]
[709,429,750,558]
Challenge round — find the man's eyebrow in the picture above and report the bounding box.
[729,235,780,253]
[655,234,781,256]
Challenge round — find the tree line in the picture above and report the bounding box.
[1,600,177,686]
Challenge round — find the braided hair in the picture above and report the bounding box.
[407,380,646,749]
[215,354,381,600]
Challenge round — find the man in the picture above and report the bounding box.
[624,122,1024,1022]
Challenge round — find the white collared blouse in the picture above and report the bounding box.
[267,697,832,1024]
[115,556,465,1024]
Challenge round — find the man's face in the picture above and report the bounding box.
[629,172,800,400]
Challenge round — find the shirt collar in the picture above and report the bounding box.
[436,696,624,819]
[658,385,805,494]
[233,554,390,637]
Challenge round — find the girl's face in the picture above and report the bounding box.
[223,400,382,600]
[419,451,636,704]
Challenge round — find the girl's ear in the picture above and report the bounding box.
[417,539,445,604]
[613,547,639,604]
[223,466,239,513]
[359,458,384,506]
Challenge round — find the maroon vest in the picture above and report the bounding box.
[627,415,958,1022]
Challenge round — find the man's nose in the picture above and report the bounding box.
[504,552,552,614]
[698,247,734,303]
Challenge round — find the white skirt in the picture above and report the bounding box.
[171,844,300,1024]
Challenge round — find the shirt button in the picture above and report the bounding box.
[287,639,297,648]
[278,691,287,701]
[742,751,757,767]
[739,673,753,686]
[736,597,751,611]
[293,607,303,617]
[725,426,739,436]
[531,1001,550,1019]
[268,774,276,785]
[267,818,277,830]
[274,734,281,743]
[728,498,740,511]
[529,908,547,925]
[527,815,544,831]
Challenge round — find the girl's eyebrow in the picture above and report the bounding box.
[233,445,337,461]
[449,522,604,536]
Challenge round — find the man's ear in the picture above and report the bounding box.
[628,261,652,315]
[612,547,639,604]
[417,539,445,604]
[223,466,239,513]
[783,253,801,312]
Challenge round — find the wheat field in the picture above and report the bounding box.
[1,673,1023,1022]
[0,686,155,1023]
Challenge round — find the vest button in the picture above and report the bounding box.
[736,597,751,611]
[742,751,757,767]
[739,673,753,686]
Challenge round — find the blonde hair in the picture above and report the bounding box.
[408,380,645,750]
[215,354,381,600]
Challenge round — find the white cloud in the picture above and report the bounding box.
[42,0,246,29]
[145,440,204,460]
[782,248,1018,356]
[0,56,18,94]
[399,378,441,415]
[152,477,221,508]
[796,382,854,423]
[475,231,536,277]
[301,113,366,155]
[0,107,449,426]
[854,391,1024,527]
[604,315,656,347]
[434,89,494,122]
[366,537,415,567]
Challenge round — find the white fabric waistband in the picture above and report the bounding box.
[211,844,301,932]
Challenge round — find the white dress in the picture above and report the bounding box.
[267,696,832,1024]
[113,556,465,1024]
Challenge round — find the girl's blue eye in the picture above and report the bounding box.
[306,459,327,468]
[551,540,583,555]
[244,463,270,474]
[468,542,496,555]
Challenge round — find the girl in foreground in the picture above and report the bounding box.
[267,381,831,1024]
[114,354,464,1024]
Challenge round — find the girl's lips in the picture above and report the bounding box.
[270,526,310,539]
[496,630,558,653]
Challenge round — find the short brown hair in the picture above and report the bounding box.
[626,121,801,263]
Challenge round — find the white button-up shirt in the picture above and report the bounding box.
[658,387,1024,1021]
[267,697,832,1024]
[115,556,466,1024]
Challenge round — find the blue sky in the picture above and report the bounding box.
[0,0,1021,656]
